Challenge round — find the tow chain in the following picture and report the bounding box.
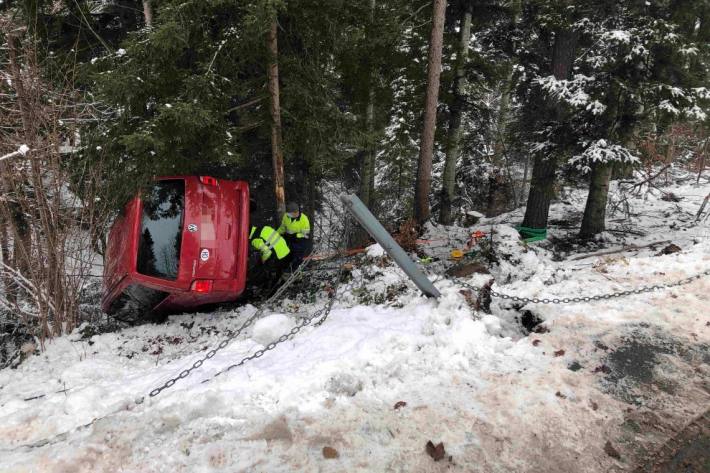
[139,260,313,403]
[457,268,710,305]
[211,267,348,378]
[141,221,355,403]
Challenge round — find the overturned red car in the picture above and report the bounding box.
[102,176,250,320]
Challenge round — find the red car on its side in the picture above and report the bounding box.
[102,176,250,321]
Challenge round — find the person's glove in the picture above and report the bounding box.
[248,251,261,268]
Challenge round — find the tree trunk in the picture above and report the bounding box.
[521,155,557,228]
[488,72,515,214]
[439,1,472,225]
[0,188,16,304]
[358,0,377,212]
[352,81,377,247]
[521,28,578,229]
[579,162,612,239]
[493,83,511,164]
[143,0,153,27]
[360,82,376,209]
[306,168,317,242]
[414,0,447,225]
[267,13,286,222]
[521,154,531,204]
[578,79,629,239]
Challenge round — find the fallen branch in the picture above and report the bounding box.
[569,240,672,261]
[626,164,671,192]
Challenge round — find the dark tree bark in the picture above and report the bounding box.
[414,0,447,225]
[267,12,286,222]
[579,162,613,239]
[359,0,377,212]
[579,81,631,238]
[521,155,557,228]
[521,28,578,229]
[439,0,472,225]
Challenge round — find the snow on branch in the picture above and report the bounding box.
[536,74,602,112]
[0,144,30,163]
[569,139,639,174]
[602,29,632,44]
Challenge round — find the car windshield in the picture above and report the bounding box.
[137,180,184,280]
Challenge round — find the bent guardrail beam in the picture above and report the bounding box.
[340,194,441,299]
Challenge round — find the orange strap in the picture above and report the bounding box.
[304,247,367,261]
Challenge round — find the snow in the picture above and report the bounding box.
[536,74,594,108]
[366,243,385,257]
[569,139,639,173]
[686,104,707,121]
[659,99,681,115]
[604,30,632,44]
[1,172,709,471]
[251,313,294,346]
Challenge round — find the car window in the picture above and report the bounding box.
[137,180,184,280]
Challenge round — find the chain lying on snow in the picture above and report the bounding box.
[457,268,710,305]
[0,412,115,452]
[138,260,312,403]
[4,237,355,451]
[206,222,355,380]
[209,266,348,379]
[141,218,355,402]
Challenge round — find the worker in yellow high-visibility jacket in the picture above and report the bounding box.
[277,202,312,268]
[247,225,291,293]
[250,225,290,263]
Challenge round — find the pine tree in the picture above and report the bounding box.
[414,0,448,225]
[516,2,582,232]
[267,2,286,221]
[439,0,472,225]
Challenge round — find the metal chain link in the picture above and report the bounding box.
[139,260,313,403]
[141,219,356,402]
[458,268,710,305]
[213,272,348,377]
[212,221,354,377]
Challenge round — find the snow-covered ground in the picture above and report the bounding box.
[1,173,709,472]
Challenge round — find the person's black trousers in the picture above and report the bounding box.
[285,236,312,270]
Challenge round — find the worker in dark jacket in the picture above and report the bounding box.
[277,202,312,269]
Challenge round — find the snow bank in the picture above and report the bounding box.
[1,172,709,472]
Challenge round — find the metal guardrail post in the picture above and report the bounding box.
[340,194,441,298]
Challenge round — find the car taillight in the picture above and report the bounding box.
[191,280,213,293]
[200,176,218,186]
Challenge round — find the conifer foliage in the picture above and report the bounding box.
[2,0,708,237]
